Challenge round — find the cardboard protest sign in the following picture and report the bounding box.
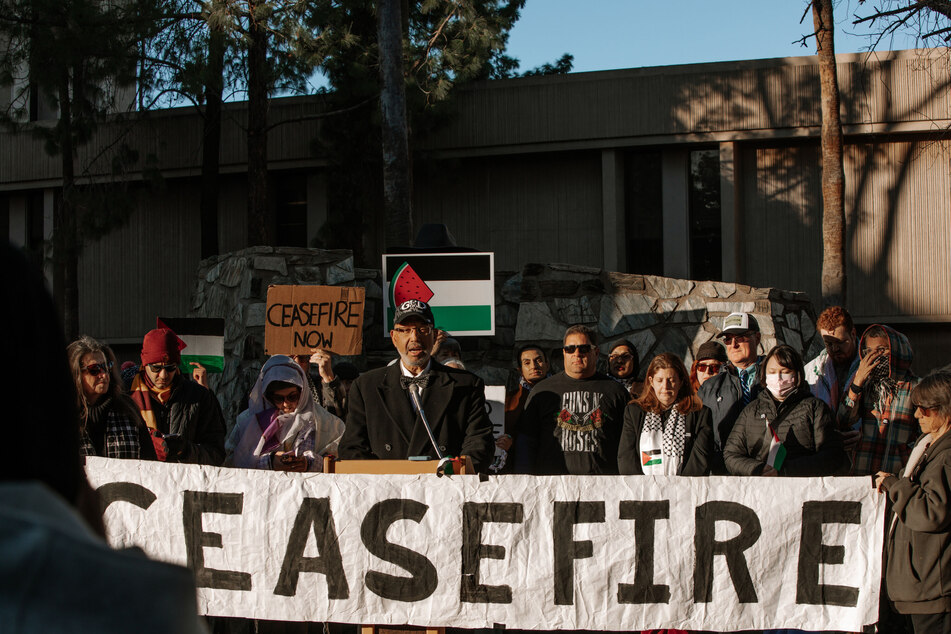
[383,253,495,336]
[264,285,365,356]
[87,458,884,632]
[157,317,225,373]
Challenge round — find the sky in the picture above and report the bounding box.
[503,0,926,75]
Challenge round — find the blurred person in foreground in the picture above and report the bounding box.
[876,371,951,633]
[68,335,155,460]
[618,353,713,476]
[226,355,344,471]
[0,243,205,633]
[724,345,846,477]
[689,340,727,393]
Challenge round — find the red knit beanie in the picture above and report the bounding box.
[141,328,184,365]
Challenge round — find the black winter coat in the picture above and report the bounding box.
[723,386,846,477]
[883,431,951,614]
[148,377,226,466]
[618,402,713,476]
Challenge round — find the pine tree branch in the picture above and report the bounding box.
[263,94,376,133]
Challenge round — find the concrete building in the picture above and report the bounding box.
[2,47,950,371]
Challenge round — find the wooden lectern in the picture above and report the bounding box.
[322,455,475,634]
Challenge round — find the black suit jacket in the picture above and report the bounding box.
[339,361,495,472]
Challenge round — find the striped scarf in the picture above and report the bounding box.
[130,370,173,460]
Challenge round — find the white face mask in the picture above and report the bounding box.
[765,372,797,400]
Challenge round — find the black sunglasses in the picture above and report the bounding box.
[147,362,179,374]
[563,344,593,354]
[81,361,113,377]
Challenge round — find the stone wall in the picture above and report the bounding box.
[190,249,822,425]
[483,263,823,385]
[190,246,384,424]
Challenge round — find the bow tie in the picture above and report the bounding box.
[401,374,432,390]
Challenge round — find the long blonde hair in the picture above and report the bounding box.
[66,335,123,424]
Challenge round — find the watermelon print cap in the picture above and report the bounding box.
[394,299,435,326]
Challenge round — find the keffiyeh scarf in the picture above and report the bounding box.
[639,406,687,475]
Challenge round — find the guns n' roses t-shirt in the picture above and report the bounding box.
[517,372,630,475]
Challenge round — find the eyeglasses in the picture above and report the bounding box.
[609,353,633,362]
[81,362,113,377]
[268,390,301,407]
[916,404,939,416]
[721,334,751,345]
[563,344,593,354]
[147,363,179,374]
[393,325,433,337]
[696,362,722,374]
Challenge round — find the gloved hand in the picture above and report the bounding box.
[150,430,185,462]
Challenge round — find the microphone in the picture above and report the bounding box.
[408,383,448,471]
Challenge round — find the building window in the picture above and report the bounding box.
[688,149,722,280]
[274,174,307,248]
[624,150,663,275]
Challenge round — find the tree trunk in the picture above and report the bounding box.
[813,0,846,307]
[57,71,80,341]
[377,0,412,248]
[246,0,270,246]
[199,21,225,259]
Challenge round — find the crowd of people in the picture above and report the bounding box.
[9,234,951,634]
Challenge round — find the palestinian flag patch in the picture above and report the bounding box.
[642,449,662,467]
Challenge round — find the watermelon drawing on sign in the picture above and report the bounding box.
[390,262,435,307]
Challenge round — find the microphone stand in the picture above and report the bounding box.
[408,383,451,475]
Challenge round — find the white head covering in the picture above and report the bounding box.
[226,355,344,471]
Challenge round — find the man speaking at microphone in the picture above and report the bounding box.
[339,300,494,471]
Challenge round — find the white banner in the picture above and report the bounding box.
[86,457,885,632]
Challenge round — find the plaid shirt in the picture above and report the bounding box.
[848,378,918,475]
[839,325,920,475]
[80,408,142,459]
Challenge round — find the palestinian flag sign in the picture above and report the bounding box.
[157,317,225,373]
[383,253,495,336]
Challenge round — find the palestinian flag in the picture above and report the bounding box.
[641,449,662,467]
[383,253,495,336]
[157,317,225,373]
[766,423,787,472]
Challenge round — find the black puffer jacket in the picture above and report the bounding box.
[148,377,226,466]
[723,385,846,477]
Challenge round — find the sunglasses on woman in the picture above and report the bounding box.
[268,389,302,407]
[696,362,722,374]
[81,362,113,377]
